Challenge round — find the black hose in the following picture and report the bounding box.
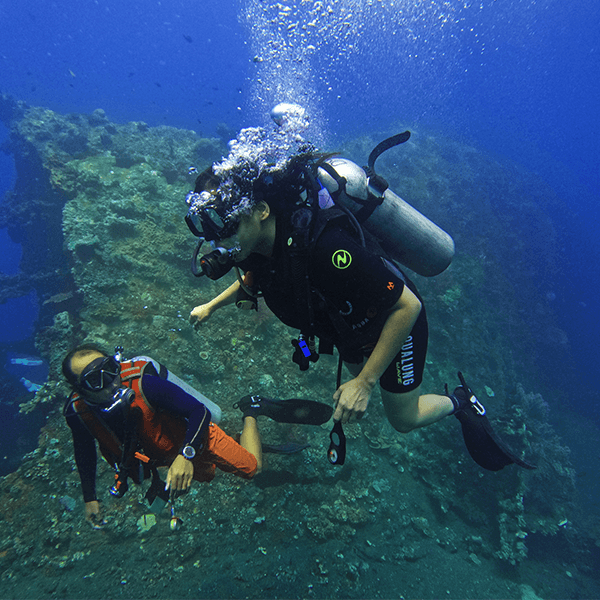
[367,131,411,173]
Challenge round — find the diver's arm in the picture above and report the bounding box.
[166,455,194,491]
[84,501,105,529]
[142,375,211,452]
[143,375,212,491]
[332,287,422,422]
[189,280,240,326]
[357,286,421,386]
[66,412,99,503]
[66,411,107,527]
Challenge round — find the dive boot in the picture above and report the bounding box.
[234,395,333,425]
[447,372,535,471]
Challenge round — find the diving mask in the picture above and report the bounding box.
[185,169,245,278]
[79,356,121,392]
[184,196,241,243]
[79,355,135,410]
[184,167,244,242]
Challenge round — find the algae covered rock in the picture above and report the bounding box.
[0,94,593,596]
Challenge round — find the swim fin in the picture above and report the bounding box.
[234,395,333,425]
[447,372,535,471]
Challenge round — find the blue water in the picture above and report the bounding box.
[0,3,599,596]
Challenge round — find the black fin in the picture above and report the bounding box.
[450,372,535,471]
[235,395,333,425]
[455,404,536,471]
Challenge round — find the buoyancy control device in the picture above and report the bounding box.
[66,348,222,511]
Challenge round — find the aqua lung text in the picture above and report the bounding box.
[396,336,415,386]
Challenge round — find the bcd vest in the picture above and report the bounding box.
[284,208,395,350]
[67,359,187,478]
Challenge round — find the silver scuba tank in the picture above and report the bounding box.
[133,355,222,424]
[317,158,455,277]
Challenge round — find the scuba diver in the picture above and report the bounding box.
[63,343,333,528]
[185,106,534,472]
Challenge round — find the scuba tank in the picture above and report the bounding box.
[316,154,455,277]
[269,103,454,276]
[133,355,222,424]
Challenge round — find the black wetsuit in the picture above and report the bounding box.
[239,211,428,393]
[65,376,210,503]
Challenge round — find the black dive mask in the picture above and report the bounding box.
[79,356,121,392]
[185,167,241,242]
[184,201,240,243]
[78,354,135,411]
[185,190,244,280]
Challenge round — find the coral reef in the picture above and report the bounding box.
[0,94,598,598]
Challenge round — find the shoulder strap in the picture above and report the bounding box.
[120,359,158,415]
[285,209,357,343]
[119,360,145,383]
[129,356,168,379]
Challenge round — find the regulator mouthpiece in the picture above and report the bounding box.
[192,245,240,280]
[101,387,135,413]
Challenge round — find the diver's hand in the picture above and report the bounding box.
[332,377,374,423]
[166,455,194,492]
[189,303,213,329]
[84,500,106,529]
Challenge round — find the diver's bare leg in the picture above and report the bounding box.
[380,386,454,433]
[344,361,453,433]
[240,416,263,473]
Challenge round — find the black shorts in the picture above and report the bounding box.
[340,304,428,394]
[379,305,428,393]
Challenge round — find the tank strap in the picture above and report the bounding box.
[355,194,385,224]
[321,162,385,225]
[317,162,347,201]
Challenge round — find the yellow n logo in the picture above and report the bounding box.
[332,250,352,269]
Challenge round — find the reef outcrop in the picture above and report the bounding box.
[0,93,597,599]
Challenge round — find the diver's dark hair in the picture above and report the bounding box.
[193,167,220,195]
[62,343,109,387]
[254,151,339,216]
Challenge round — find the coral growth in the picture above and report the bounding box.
[0,95,597,598]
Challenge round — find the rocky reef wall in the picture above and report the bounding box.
[0,94,597,599]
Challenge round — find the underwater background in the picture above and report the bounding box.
[0,1,599,598]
